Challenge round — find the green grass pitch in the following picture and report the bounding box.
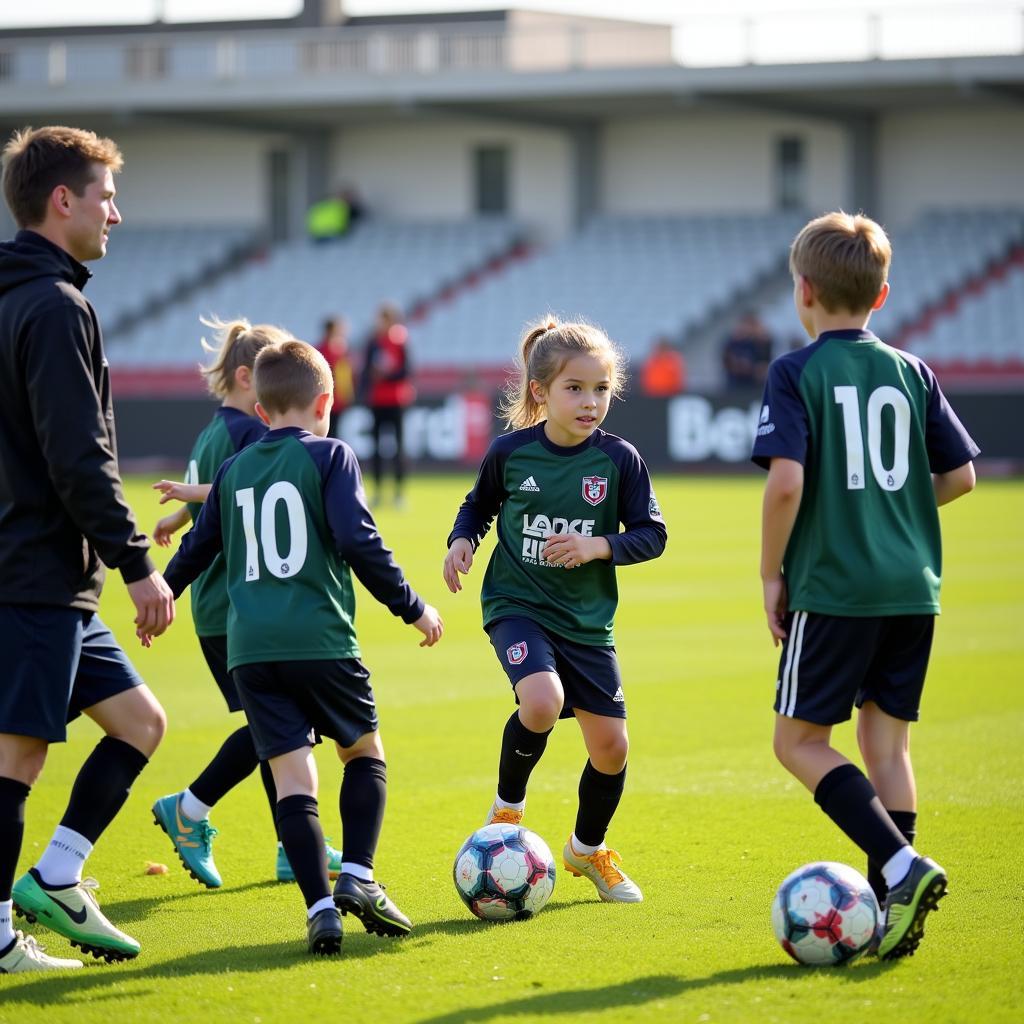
[2,475,1022,1023]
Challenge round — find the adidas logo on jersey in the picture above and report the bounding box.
[519,476,540,492]
[612,687,625,703]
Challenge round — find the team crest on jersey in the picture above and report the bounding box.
[506,641,529,665]
[581,476,608,506]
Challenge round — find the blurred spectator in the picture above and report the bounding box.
[306,191,352,243]
[362,304,415,507]
[722,311,774,390]
[315,316,355,438]
[640,336,687,397]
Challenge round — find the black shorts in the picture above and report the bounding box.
[231,658,379,761]
[0,605,143,743]
[487,617,626,720]
[774,611,935,726]
[199,635,243,713]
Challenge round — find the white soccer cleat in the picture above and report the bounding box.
[562,838,643,903]
[0,931,83,972]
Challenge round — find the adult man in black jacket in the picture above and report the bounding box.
[0,126,174,972]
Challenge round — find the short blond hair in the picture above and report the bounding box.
[2,126,123,228]
[198,316,292,399]
[500,316,626,430]
[254,340,332,415]
[790,211,891,314]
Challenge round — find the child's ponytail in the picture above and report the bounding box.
[198,315,293,398]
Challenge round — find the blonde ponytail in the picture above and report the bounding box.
[198,315,293,398]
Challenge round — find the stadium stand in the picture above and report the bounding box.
[105,218,525,365]
[409,212,806,367]
[757,208,1024,365]
[88,225,257,335]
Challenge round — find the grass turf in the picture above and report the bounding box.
[2,475,1021,1024]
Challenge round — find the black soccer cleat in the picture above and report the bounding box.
[333,874,412,937]
[878,856,948,960]
[306,907,343,956]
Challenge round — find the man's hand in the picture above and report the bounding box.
[541,533,611,570]
[443,538,475,594]
[128,570,175,643]
[763,576,788,646]
[413,605,444,647]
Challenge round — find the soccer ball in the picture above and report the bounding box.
[771,861,880,965]
[453,823,556,921]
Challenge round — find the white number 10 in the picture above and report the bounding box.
[235,482,309,581]
[833,385,911,491]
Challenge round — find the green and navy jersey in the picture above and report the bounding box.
[184,407,266,636]
[448,424,667,646]
[165,427,424,670]
[752,329,979,616]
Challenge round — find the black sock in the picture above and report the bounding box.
[60,737,149,844]
[275,794,330,910]
[259,760,279,839]
[813,764,909,866]
[574,761,626,848]
[0,777,30,902]
[189,726,260,808]
[339,757,387,871]
[497,713,552,804]
[868,809,917,904]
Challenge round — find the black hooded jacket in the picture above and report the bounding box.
[0,229,153,611]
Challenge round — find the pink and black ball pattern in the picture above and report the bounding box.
[453,823,556,921]
[771,861,880,965]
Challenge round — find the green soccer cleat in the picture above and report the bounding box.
[333,874,412,937]
[878,855,948,960]
[12,869,140,962]
[276,839,343,883]
[152,793,222,889]
[0,931,83,972]
[306,907,343,956]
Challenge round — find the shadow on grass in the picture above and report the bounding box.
[408,959,898,1023]
[97,878,283,925]
[410,897,582,940]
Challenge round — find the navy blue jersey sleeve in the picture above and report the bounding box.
[310,437,424,624]
[163,460,230,598]
[752,354,810,470]
[904,355,981,472]
[599,437,667,565]
[446,434,511,551]
[224,409,268,453]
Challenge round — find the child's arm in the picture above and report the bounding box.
[444,438,508,592]
[761,457,804,646]
[933,461,976,507]
[153,505,192,547]
[153,479,212,505]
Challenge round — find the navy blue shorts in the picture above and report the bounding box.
[231,658,379,761]
[0,605,144,743]
[198,635,243,713]
[486,616,625,720]
[774,611,934,725]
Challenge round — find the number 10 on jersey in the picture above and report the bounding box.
[235,483,309,580]
[834,385,911,492]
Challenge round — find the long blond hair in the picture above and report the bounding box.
[198,315,292,398]
[500,316,625,429]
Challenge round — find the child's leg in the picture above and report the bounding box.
[183,725,261,819]
[572,709,628,850]
[491,672,560,819]
[332,731,411,936]
[270,747,332,916]
[773,715,913,880]
[857,701,917,903]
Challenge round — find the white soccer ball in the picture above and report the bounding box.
[453,823,556,921]
[771,861,880,965]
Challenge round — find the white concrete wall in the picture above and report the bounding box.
[111,128,271,227]
[601,112,847,215]
[880,108,1024,227]
[332,119,573,240]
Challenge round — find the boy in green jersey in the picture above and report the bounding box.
[158,340,443,955]
[445,318,667,903]
[148,318,344,889]
[752,212,979,960]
